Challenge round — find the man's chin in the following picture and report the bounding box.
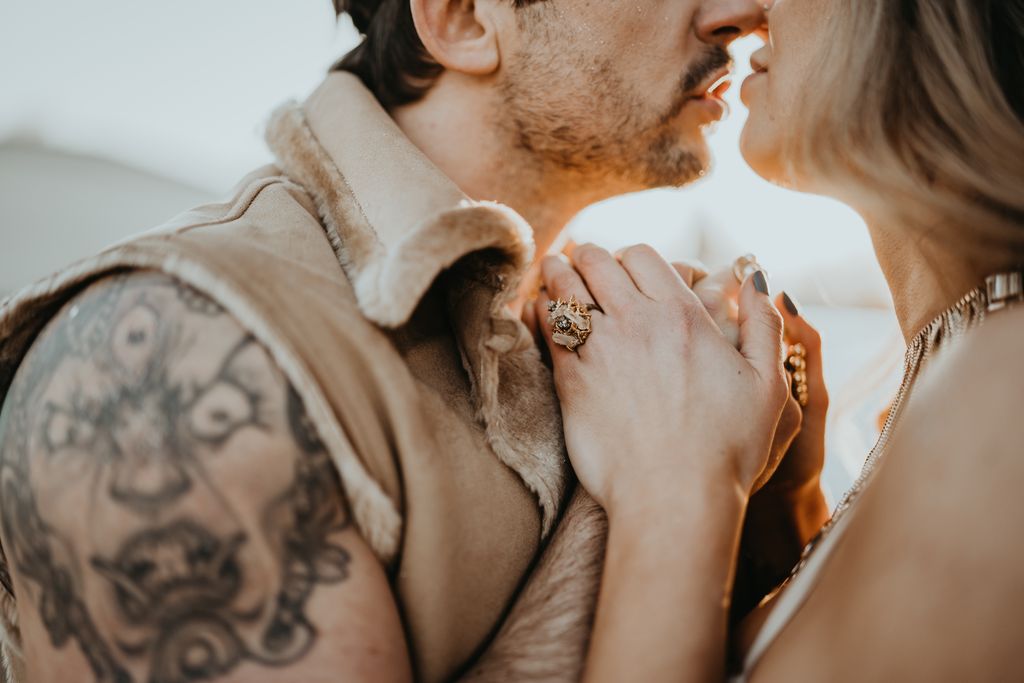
[635,134,711,189]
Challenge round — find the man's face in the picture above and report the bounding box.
[497,0,764,190]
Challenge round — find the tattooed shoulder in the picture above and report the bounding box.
[0,272,354,682]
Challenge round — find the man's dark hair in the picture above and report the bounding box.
[332,0,544,109]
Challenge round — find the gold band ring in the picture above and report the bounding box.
[547,296,597,352]
[733,254,767,284]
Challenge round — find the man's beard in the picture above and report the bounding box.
[498,44,731,189]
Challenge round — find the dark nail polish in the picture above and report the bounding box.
[782,291,800,316]
[752,270,770,295]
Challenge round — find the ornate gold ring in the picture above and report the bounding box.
[547,296,597,352]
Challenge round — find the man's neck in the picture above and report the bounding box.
[391,75,623,306]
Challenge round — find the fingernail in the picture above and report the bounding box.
[782,291,799,316]
[752,270,770,295]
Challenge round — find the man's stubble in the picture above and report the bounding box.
[497,20,730,191]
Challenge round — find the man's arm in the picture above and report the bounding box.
[0,272,410,683]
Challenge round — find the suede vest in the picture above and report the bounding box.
[0,73,570,683]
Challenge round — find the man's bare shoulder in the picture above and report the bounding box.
[0,271,409,682]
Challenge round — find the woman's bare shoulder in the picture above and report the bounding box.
[908,305,1024,454]
[951,303,1024,371]
[748,309,1024,682]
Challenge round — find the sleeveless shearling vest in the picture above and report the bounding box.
[0,73,570,682]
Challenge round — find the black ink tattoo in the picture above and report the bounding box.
[260,387,351,658]
[91,521,248,624]
[64,274,129,360]
[172,282,224,318]
[0,274,353,682]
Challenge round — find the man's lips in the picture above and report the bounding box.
[688,67,733,101]
[709,78,732,99]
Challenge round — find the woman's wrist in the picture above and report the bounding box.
[605,469,748,535]
[587,473,747,683]
[730,480,827,620]
[739,477,829,582]
[758,477,829,544]
[760,469,823,499]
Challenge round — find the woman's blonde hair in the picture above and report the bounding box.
[795,0,1024,261]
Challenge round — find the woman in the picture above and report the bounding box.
[534,0,1024,680]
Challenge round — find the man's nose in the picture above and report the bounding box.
[695,0,766,46]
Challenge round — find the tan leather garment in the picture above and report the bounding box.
[0,73,572,682]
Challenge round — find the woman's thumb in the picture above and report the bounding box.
[738,270,786,383]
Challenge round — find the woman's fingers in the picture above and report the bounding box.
[692,265,742,348]
[570,243,639,312]
[522,294,540,338]
[617,244,697,303]
[533,295,561,361]
[671,259,710,288]
[542,254,596,304]
[538,255,601,362]
[737,271,787,393]
[776,292,829,413]
[753,393,803,492]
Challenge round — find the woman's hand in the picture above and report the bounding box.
[682,262,807,495]
[533,243,792,515]
[534,243,794,682]
[762,295,829,497]
[733,296,831,619]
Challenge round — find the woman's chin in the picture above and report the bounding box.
[738,124,784,185]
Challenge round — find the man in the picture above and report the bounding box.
[0,0,764,680]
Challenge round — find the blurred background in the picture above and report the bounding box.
[0,1,902,501]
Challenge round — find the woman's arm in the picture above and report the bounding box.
[591,476,747,682]
[734,297,831,618]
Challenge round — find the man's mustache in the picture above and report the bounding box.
[681,46,732,95]
[660,46,732,124]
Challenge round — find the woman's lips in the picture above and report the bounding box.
[740,70,767,106]
[749,46,770,74]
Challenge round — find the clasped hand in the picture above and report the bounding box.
[532,243,805,517]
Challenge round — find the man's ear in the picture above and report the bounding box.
[410,0,501,76]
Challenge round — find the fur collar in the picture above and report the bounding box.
[265,73,567,535]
